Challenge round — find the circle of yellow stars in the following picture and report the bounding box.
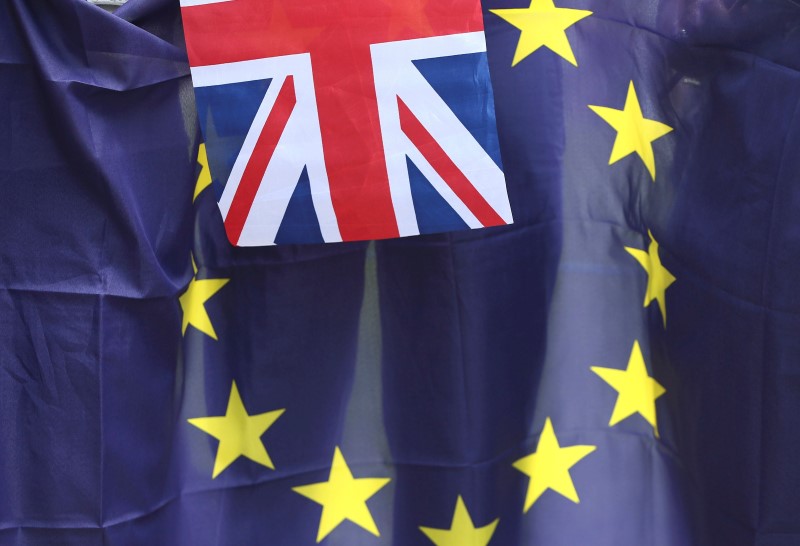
[181,0,679,540]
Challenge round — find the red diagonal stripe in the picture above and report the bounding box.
[224,76,297,245]
[397,97,504,228]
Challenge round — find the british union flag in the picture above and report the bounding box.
[181,0,512,245]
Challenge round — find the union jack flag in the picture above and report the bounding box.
[181,0,512,245]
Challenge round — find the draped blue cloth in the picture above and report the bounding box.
[1,0,800,544]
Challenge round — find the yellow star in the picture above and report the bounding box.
[625,230,676,327]
[187,381,285,479]
[591,340,666,436]
[193,143,213,201]
[589,81,673,181]
[513,418,596,512]
[179,257,229,340]
[490,0,592,67]
[293,447,391,542]
[419,495,499,546]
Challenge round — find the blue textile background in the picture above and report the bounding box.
[1,0,800,544]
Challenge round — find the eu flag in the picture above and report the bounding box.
[2,0,800,545]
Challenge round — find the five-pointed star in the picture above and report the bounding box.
[490,0,592,67]
[292,447,391,542]
[179,257,229,340]
[188,381,285,479]
[625,230,676,327]
[589,81,673,181]
[591,340,666,436]
[513,418,596,512]
[193,143,212,202]
[419,495,499,546]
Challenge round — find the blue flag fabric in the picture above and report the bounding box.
[2,0,800,545]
